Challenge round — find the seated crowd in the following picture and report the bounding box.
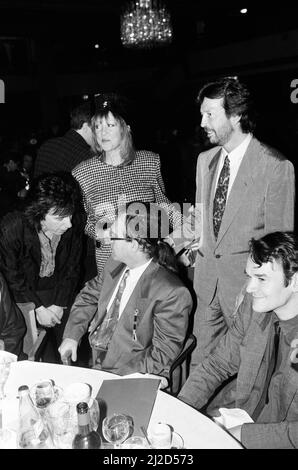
[1,178,298,448]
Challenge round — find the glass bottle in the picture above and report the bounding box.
[72,402,101,449]
[18,385,50,449]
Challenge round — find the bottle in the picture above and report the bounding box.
[18,385,50,449]
[72,402,101,449]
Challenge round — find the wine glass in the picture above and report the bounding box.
[30,380,55,409]
[102,414,130,449]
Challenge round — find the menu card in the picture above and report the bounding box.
[96,378,160,436]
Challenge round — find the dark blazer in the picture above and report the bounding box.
[179,294,298,449]
[34,129,93,177]
[194,137,295,316]
[0,211,84,309]
[63,258,192,377]
[0,272,26,357]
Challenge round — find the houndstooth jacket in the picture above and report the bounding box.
[72,150,184,275]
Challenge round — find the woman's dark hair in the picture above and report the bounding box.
[197,76,256,133]
[92,92,135,165]
[24,172,80,230]
[123,201,178,273]
[249,232,298,286]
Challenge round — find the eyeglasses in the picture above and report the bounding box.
[109,237,133,241]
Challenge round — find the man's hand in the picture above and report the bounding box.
[58,338,78,362]
[35,306,62,328]
[228,425,242,442]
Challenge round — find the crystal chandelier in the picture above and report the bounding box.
[121,0,173,49]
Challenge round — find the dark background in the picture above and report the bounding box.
[0,0,298,210]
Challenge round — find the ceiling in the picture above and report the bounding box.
[0,1,297,72]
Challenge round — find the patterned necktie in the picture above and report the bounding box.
[213,155,230,239]
[90,269,130,351]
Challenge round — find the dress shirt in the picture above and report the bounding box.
[214,133,252,199]
[106,259,152,318]
[37,231,61,277]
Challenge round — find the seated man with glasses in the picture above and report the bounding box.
[59,202,192,382]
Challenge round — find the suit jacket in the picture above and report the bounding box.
[193,137,295,316]
[178,293,298,449]
[0,211,84,309]
[63,258,192,377]
[34,129,93,177]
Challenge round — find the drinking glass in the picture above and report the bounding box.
[46,401,73,449]
[122,436,149,449]
[0,428,17,449]
[150,423,172,449]
[102,414,130,449]
[30,380,55,409]
[63,383,99,433]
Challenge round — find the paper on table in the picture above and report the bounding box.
[213,407,254,429]
[120,372,152,379]
[96,378,160,436]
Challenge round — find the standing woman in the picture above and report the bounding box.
[72,92,182,275]
[0,173,85,361]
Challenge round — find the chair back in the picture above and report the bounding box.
[167,333,197,396]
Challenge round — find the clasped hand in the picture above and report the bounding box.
[35,304,64,328]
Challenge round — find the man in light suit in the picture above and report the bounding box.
[179,232,298,449]
[59,202,192,379]
[186,76,295,368]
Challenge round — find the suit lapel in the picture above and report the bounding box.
[216,138,261,246]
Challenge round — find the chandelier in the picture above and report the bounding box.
[121,0,173,49]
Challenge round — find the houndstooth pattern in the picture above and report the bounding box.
[213,155,230,239]
[72,150,183,275]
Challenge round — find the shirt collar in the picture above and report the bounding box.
[221,133,252,162]
[126,258,152,277]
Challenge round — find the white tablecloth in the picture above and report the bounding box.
[3,361,242,449]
